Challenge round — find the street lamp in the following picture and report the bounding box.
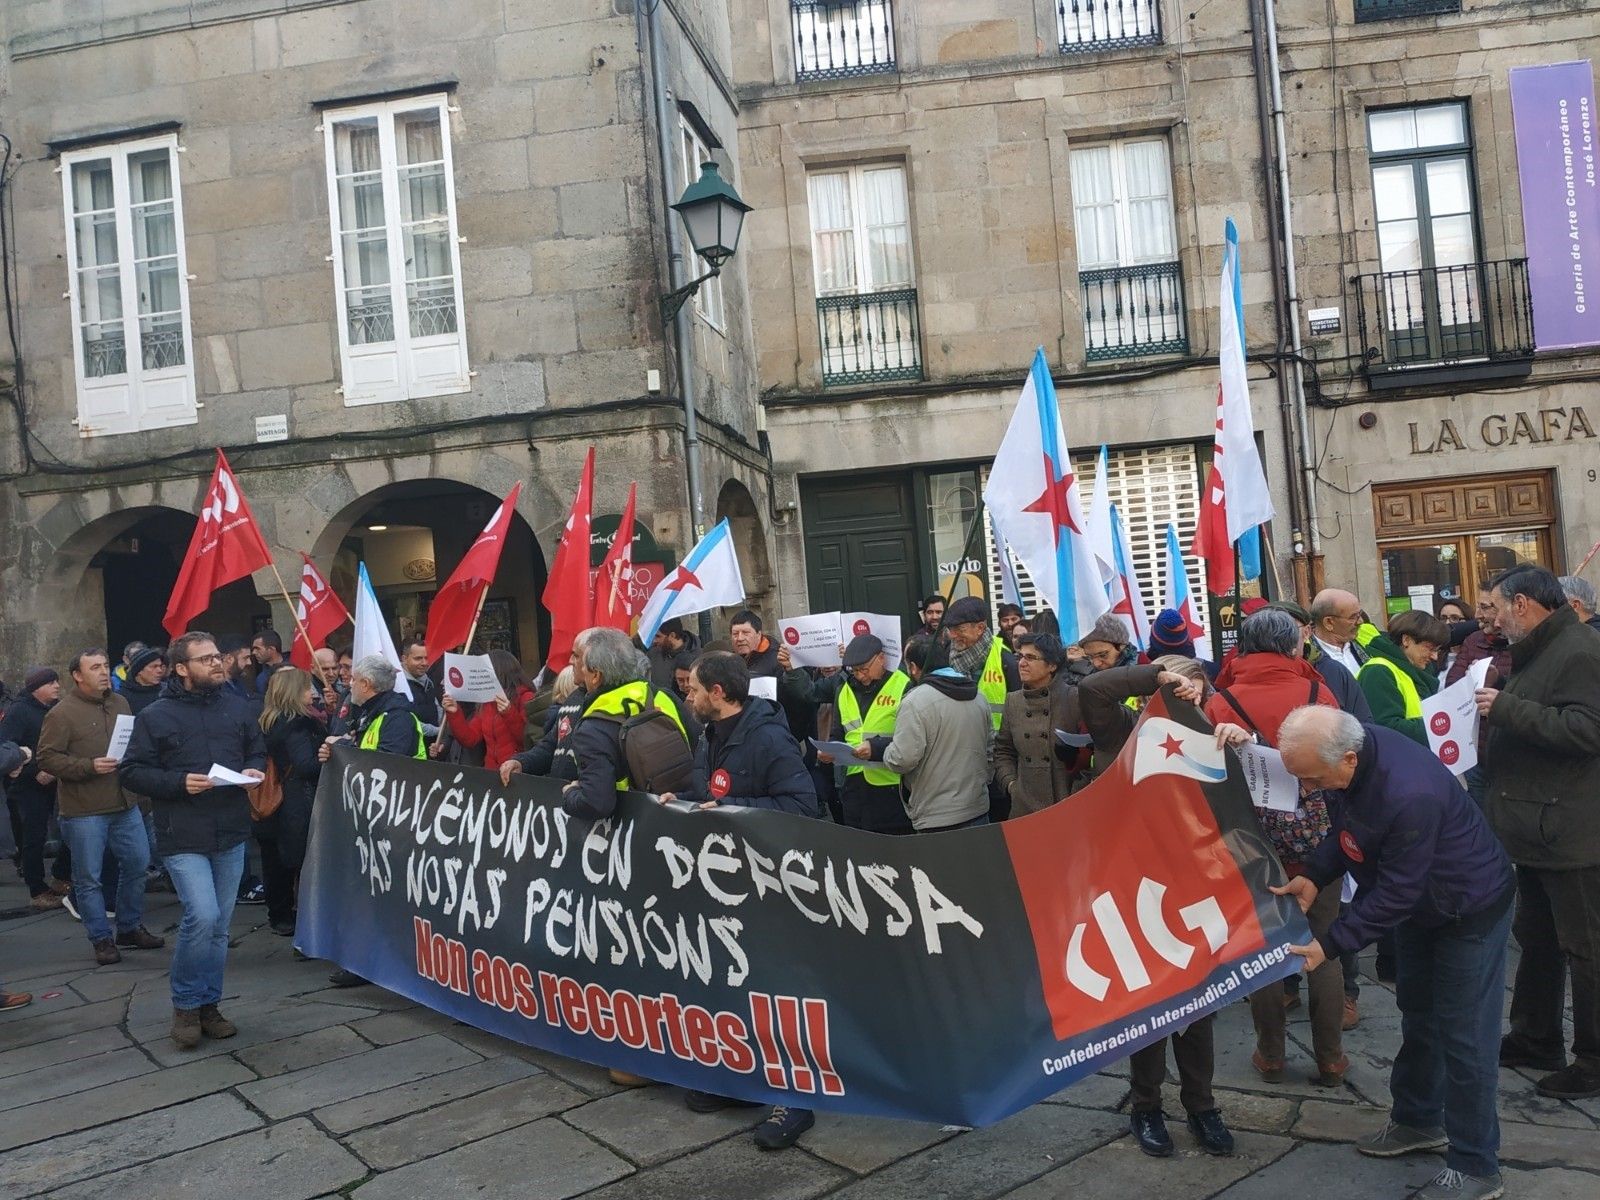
[660,162,752,323]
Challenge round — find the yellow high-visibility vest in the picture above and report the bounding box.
[978,637,1008,730]
[358,711,427,759]
[582,682,688,790]
[837,671,908,787]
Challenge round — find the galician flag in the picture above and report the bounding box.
[982,349,1108,643]
[352,562,412,699]
[1164,522,1212,662]
[1108,503,1152,650]
[636,519,745,646]
[1083,443,1117,586]
[1193,218,1273,594]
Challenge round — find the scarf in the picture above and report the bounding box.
[947,631,993,681]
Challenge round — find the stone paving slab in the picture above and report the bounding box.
[233,1023,373,1077]
[1038,1070,1131,1112]
[1000,1130,1296,1199]
[351,1116,634,1200]
[0,1047,156,1113]
[575,1132,851,1200]
[45,1117,366,1200]
[1207,1140,1442,1199]
[798,1111,959,1174]
[0,1057,256,1155]
[0,1025,131,1080]
[130,996,385,1066]
[345,1005,464,1046]
[236,1032,481,1119]
[561,1084,767,1167]
[67,965,167,1003]
[0,1093,260,1200]
[822,1103,1125,1199]
[314,1055,543,1134]
[0,998,126,1048]
[1293,1098,1600,1169]
[345,1073,590,1169]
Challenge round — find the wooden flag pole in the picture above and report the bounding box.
[460,586,492,657]
[265,558,333,691]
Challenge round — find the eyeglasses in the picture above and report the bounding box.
[184,653,224,665]
[1016,652,1047,663]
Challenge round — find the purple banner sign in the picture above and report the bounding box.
[1510,61,1600,350]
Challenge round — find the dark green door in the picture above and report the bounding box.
[800,472,922,620]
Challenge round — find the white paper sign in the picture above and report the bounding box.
[776,613,844,668]
[779,611,903,670]
[106,713,136,763]
[206,763,260,788]
[1342,873,1358,903]
[442,653,506,703]
[1421,661,1488,776]
[1236,743,1300,813]
[748,676,778,702]
[809,738,857,761]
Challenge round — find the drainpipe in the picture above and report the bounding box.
[641,0,712,639]
[1260,0,1325,593]
[1247,0,1306,598]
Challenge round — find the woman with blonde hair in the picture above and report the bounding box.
[256,667,324,938]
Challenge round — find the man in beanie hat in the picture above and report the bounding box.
[941,596,1018,819]
[0,668,71,909]
[121,647,167,716]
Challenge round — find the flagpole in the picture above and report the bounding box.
[460,587,492,656]
[266,559,332,690]
[944,506,988,607]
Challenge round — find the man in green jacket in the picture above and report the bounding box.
[1478,565,1600,1101]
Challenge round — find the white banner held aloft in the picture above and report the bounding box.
[1421,657,1491,775]
[443,653,506,703]
[777,612,844,669]
[1236,743,1300,813]
[840,612,902,671]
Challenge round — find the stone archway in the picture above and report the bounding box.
[312,479,549,665]
[716,478,774,620]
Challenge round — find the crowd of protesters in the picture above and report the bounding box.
[3,563,1597,1198]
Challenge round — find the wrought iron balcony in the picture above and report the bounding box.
[1057,0,1163,54]
[791,1,896,81]
[816,288,922,386]
[1080,261,1188,362]
[1354,0,1460,22]
[1350,258,1535,390]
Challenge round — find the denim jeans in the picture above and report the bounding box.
[1390,903,1513,1179]
[164,843,246,1010]
[59,808,149,944]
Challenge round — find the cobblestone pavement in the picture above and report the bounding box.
[2,874,1596,1199]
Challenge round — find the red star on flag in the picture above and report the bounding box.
[1022,456,1081,544]
[1160,734,1185,759]
[664,565,702,593]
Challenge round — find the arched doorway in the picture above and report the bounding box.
[313,480,549,665]
[51,505,268,660]
[716,479,773,619]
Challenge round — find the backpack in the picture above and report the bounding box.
[596,686,695,794]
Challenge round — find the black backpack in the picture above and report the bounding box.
[594,686,695,794]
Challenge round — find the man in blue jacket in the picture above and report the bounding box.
[662,650,821,1149]
[1271,706,1514,1200]
[121,632,267,1051]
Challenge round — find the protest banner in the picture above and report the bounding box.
[1421,658,1491,775]
[298,691,1309,1127]
[443,652,507,703]
[778,612,902,670]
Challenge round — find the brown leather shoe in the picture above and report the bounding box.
[30,892,64,911]
[48,879,72,896]
[198,1004,237,1039]
[1252,1049,1287,1082]
[1342,997,1359,1030]
[172,1007,202,1049]
[116,926,166,950]
[1311,1054,1350,1087]
[607,1068,650,1088]
[0,991,32,1011]
[93,938,122,966]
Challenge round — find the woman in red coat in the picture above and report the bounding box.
[441,650,534,770]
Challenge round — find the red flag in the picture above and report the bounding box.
[1192,457,1236,597]
[163,450,274,639]
[542,447,596,672]
[290,554,351,670]
[592,482,638,631]
[425,483,523,664]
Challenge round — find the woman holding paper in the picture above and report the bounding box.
[258,669,325,938]
[1356,611,1449,746]
[442,650,535,771]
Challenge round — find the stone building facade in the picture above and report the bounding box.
[735,0,1600,634]
[0,0,775,669]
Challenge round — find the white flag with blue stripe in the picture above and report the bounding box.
[637,519,746,646]
[352,561,412,700]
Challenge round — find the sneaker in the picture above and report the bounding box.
[753,1105,814,1150]
[1252,1049,1286,1082]
[327,968,367,988]
[1356,1119,1448,1158]
[1310,1054,1349,1088]
[269,920,296,938]
[1186,1109,1234,1156]
[685,1090,762,1114]
[1499,1035,1565,1073]
[1342,997,1359,1031]
[1534,1062,1600,1100]
[1413,1167,1504,1200]
[30,892,63,911]
[61,892,81,921]
[198,1004,237,1039]
[1129,1110,1174,1157]
[116,926,165,950]
[238,881,266,905]
[171,1007,201,1050]
[93,938,122,966]
[0,991,32,1012]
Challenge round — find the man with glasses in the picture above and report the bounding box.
[122,632,266,1050]
[1309,589,1367,677]
[779,633,911,833]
